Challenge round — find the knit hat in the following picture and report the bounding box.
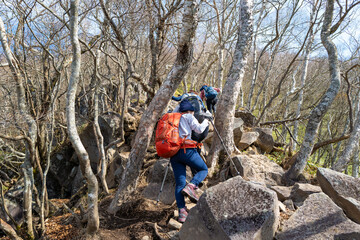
[179,99,195,112]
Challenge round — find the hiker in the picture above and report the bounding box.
[170,99,211,223]
[199,85,221,114]
[172,90,206,111]
[172,91,208,145]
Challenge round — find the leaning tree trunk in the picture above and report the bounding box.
[67,0,99,235]
[0,15,37,239]
[108,0,201,214]
[206,0,253,176]
[284,0,341,182]
[0,218,22,240]
[332,101,360,172]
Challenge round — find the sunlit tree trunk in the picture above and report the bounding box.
[332,101,360,172]
[292,1,317,151]
[285,0,341,182]
[0,15,37,239]
[207,0,253,175]
[108,0,201,214]
[67,0,99,235]
[94,50,109,194]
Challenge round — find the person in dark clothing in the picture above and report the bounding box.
[172,91,209,146]
[170,100,209,223]
[199,85,221,114]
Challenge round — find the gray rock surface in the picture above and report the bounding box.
[143,159,176,205]
[234,110,257,127]
[270,185,292,201]
[253,128,274,153]
[106,151,130,188]
[317,167,360,224]
[276,193,360,240]
[230,155,284,186]
[236,132,259,151]
[179,176,279,240]
[290,183,322,206]
[233,117,244,144]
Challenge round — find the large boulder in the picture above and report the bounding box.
[276,193,360,240]
[317,167,360,224]
[124,112,140,132]
[236,131,259,151]
[142,159,176,205]
[253,128,274,153]
[233,117,244,144]
[179,176,279,240]
[230,155,284,186]
[106,150,130,189]
[270,185,292,202]
[289,183,322,206]
[234,110,257,127]
[48,112,123,198]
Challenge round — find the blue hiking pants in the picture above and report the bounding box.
[170,148,208,209]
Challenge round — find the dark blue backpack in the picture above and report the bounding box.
[205,87,218,100]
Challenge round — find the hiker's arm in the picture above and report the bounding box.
[187,115,208,134]
[172,95,182,101]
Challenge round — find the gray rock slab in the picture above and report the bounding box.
[179,176,279,240]
[234,110,257,127]
[236,132,259,151]
[317,167,360,224]
[290,183,322,205]
[276,193,360,240]
[270,186,292,201]
[142,159,176,205]
[142,159,193,205]
[253,128,274,153]
[230,155,284,186]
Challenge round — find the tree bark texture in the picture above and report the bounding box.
[332,101,360,172]
[207,0,253,175]
[93,50,109,194]
[285,0,341,181]
[108,0,201,214]
[292,1,318,151]
[0,15,37,239]
[0,218,22,240]
[67,0,99,235]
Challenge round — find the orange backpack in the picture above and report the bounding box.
[155,113,184,158]
[155,113,201,158]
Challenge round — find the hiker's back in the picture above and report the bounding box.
[205,86,218,100]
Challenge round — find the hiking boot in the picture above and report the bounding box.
[181,183,199,203]
[178,208,188,223]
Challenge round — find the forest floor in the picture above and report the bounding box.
[41,192,176,240]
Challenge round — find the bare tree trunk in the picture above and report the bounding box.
[332,102,360,172]
[0,15,37,239]
[67,0,99,235]
[246,2,265,110]
[0,218,22,240]
[93,50,109,194]
[292,2,317,151]
[40,78,60,232]
[284,0,341,182]
[108,0,201,214]
[207,0,253,175]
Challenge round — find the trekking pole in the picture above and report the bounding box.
[156,161,171,205]
[208,119,241,176]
